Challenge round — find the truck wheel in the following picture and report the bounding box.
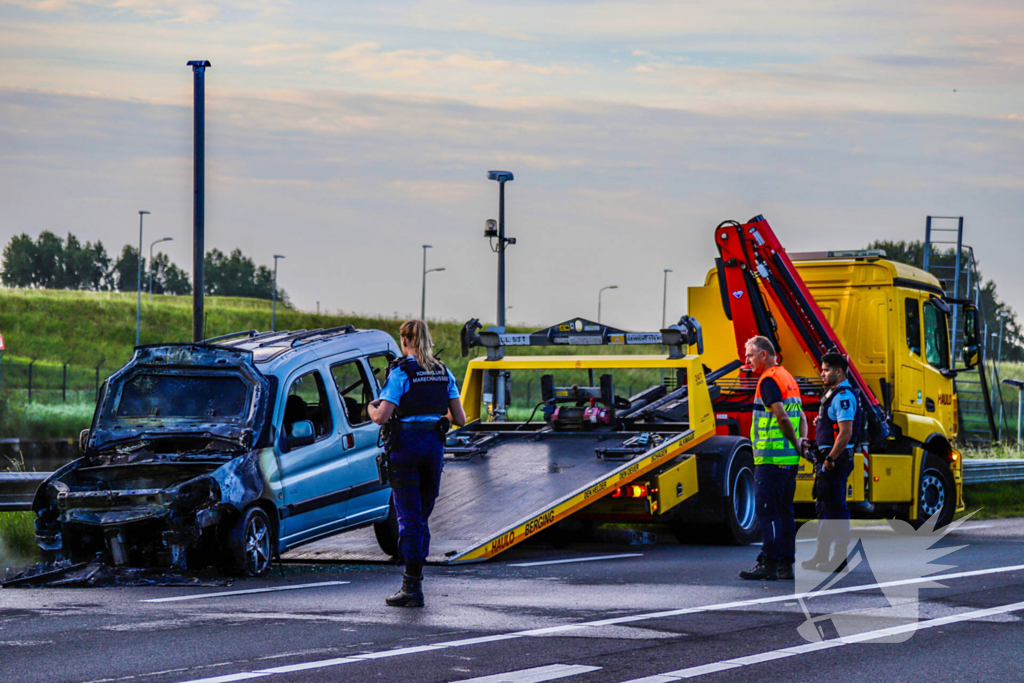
[720,449,759,545]
[226,506,273,577]
[373,495,400,558]
[914,454,955,529]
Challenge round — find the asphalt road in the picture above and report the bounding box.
[1,518,1023,683]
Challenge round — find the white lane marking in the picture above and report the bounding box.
[255,657,358,674]
[140,581,350,603]
[169,562,1024,683]
[454,664,601,682]
[622,600,1024,681]
[181,674,269,683]
[509,554,644,567]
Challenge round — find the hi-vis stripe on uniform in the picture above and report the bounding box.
[752,365,802,466]
[449,363,717,564]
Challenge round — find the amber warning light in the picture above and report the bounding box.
[611,484,648,499]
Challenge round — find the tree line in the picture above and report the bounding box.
[867,239,1022,362]
[1,232,289,304]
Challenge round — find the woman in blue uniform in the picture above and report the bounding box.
[368,319,465,608]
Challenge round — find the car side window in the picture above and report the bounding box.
[283,370,332,440]
[367,353,396,391]
[331,360,374,426]
[905,298,921,355]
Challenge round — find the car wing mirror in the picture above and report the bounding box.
[79,429,90,453]
[287,420,316,449]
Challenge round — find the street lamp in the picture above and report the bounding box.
[135,211,150,346]
[486,170,515,328]
[272,254,285,332]
[149,237,173,301]
[598,285,618,324]
[421,245,446,320]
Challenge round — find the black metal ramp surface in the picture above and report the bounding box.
[284,429,696,564]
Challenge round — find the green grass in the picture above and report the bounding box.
[0,396,94,439]
[0,511,39,566]
[959,482,1024,519]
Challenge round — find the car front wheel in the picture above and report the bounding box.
[227,506,274,577]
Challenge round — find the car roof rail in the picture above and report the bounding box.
[204,329,259,344]
[290,325,358,347]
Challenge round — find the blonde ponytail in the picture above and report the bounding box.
[400,320,442,373]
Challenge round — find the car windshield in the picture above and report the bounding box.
[115,374,250,419]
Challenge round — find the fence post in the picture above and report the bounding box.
[28,359,36,403]
[527,380,532,407]
[63,361,69,403]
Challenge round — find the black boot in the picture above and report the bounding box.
[739,559,778,581]
[801,542,831,570]
[817,543,850,574]
[386,561,424,608]
[776,563,794,581]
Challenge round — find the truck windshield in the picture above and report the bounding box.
[115,374,250,419]
[922,301,950,370]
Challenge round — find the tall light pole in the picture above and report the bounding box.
[421,245,446,320]
[996,313,1006,438]
[486,171,514,328]
[187,59,210,343]
[272,254,285,332]
[598,285,618,324]
[135,210,150,346]
[149,237,173,301]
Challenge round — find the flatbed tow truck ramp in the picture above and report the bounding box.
[285,317,723,564]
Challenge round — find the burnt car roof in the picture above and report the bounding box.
[88,344,272,452]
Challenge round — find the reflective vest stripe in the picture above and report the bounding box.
[752,366,802,465]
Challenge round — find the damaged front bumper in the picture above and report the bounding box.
[32,450,266,572]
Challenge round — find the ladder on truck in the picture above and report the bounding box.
[923,216,1000,443]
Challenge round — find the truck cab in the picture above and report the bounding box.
[689,253,970,525]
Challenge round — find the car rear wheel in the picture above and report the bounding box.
[227,506,273,577]
[373,495,400,559]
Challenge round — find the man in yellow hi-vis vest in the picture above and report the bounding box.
[740,336,807,581]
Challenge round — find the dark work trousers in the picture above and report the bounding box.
[754,464,799,565]
[389,428,445,563]
[814,451,855,548]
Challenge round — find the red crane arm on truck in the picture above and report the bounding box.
[713,215,882,414]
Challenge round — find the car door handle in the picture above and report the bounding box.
[339,432,355,450]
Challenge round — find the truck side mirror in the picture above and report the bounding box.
[961,304,980,369]
[79,429,90,453]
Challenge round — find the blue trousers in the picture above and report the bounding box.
[754,464,798,565]
[389,429,444,563]
[814,451,854,547]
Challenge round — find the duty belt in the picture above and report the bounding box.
[396,421,443,431]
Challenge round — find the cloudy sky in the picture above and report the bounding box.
[1,0,1022,330]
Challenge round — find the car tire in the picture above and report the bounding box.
[373,495,400,558]
[226,506,274,577]
[719,448,759,545]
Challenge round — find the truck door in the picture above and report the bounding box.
[330,356,389,526]
[921,298,954,431]
[277,365,349,545]
[899,295,925,415]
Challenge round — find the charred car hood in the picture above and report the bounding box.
[88,344,271,453]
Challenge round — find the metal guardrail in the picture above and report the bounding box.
[0,472,47,511]
[962,459,1024,485]
[1,459,1022,513]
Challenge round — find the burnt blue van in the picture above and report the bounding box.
[33,327,400,576]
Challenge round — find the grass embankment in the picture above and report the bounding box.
[0,512,38,567]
